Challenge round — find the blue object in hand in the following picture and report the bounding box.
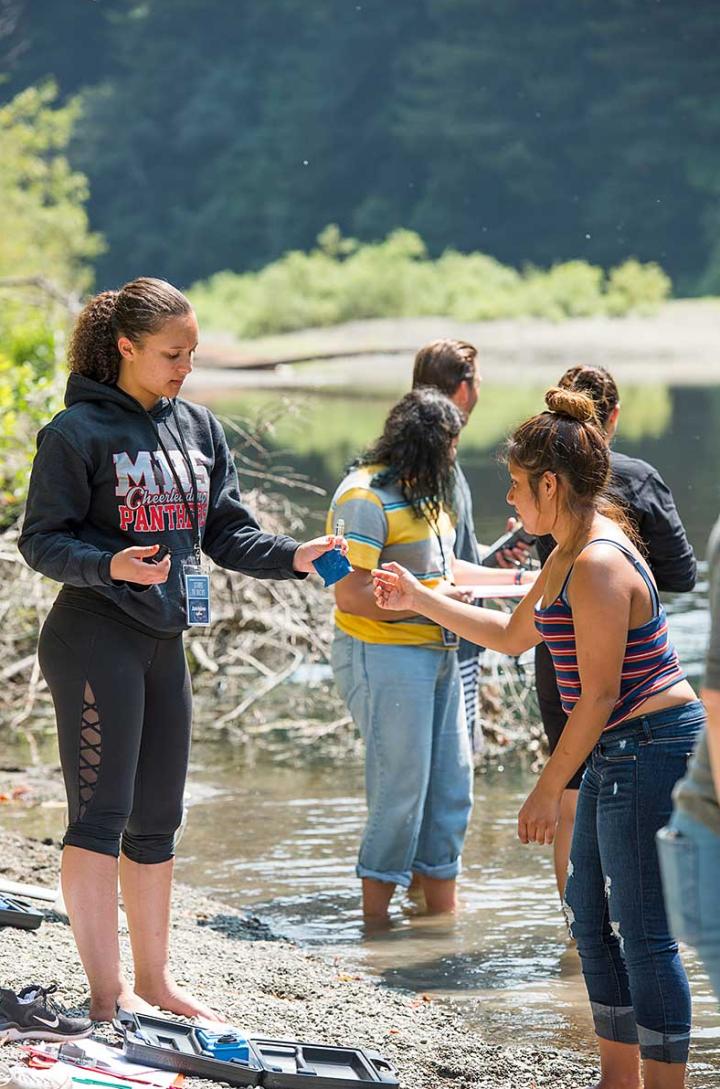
[313,547,353,587]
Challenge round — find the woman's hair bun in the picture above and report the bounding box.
[545,385,597,424]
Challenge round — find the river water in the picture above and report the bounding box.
[3,375,720,1082]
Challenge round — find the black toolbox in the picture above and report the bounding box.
[117,1011,399,1088]
[0,894,44,930]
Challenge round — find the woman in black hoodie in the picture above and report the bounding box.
[19,277,344,1022]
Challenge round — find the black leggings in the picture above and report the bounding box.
[38,604,192,864]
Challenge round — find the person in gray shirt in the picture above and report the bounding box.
[658,516,720,999]
[412,339,528,752]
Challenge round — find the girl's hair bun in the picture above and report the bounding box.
[545,385,597,424]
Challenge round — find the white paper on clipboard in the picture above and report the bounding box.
[22,1041,181,1089]
[454,582,532,600]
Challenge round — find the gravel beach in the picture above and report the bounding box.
[0,831,595,1089]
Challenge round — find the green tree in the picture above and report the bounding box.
[4,0,720,291]
[0,81,100,524]
[0,81,102,290]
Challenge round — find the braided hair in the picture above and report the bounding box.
[558,365,619,432]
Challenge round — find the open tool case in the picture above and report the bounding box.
[0,894,43,930]
[117,1011,399,1088]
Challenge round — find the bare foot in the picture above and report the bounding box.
[135,982,223,1024]
[581,1082,640,1089]
[90,989,156,1022]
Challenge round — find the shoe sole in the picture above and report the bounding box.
[0,1027,93,1042]
[5,1073,73,1089]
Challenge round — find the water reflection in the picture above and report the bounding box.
[171,756,720,1083]
[219,384,720,556]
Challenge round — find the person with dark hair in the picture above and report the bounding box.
[373,387,703,1088]
[535,364,696,899]
[18,277,345,1022]
[412,339,528,751]
[327,388,528,919]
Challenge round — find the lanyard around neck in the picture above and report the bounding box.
[147,401,202,561]
[424,507,450,580]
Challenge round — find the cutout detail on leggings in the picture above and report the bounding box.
[78,682,101,819]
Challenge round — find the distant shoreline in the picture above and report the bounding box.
[187,299,720,399]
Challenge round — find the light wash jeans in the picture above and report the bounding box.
[564,701,705,1065]
[331,630,473,887]
[658,806,720,1002]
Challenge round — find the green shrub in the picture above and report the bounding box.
[0,328,64,526]
[0,82,98,526]
[522,261,606,320]
[605,259,672,316]
[189,227,672,338]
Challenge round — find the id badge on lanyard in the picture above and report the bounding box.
[182,557,211,626]
[153,403,211,627]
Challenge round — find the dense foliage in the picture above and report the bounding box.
[0,83,101,292]
[0,84,94,524]
[190,226,670,337]
[3,0,719,292]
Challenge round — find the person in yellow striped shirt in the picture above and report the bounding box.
[328,388,524,918]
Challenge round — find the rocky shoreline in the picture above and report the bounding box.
[0,831,594,1089]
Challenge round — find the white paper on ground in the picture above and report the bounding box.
[24,1042,179,1089]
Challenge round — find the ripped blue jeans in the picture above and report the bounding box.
[564,701,705,1065]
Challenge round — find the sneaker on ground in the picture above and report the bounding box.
[0,985,92,1042]
[0,1063,72,1089]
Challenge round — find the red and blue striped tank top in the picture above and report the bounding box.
[534,538,686,731]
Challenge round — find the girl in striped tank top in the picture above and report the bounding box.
[373,386,704,1088]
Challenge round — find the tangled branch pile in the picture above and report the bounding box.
[0,494,357,763]
[0,408,540,765]
[0,534,540,769]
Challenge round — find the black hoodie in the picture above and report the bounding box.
[19,374,303,635]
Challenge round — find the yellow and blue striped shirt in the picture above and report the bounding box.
[326,464,456,646]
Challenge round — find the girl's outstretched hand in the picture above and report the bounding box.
[293,534,348,573]
[372,562,421,611]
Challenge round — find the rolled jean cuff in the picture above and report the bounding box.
[590,1002,639,1046]
[412,858,462,880]
[637,1025,690,1065]
[356,863,412,888]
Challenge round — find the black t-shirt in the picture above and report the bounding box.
[536,449,696,592]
